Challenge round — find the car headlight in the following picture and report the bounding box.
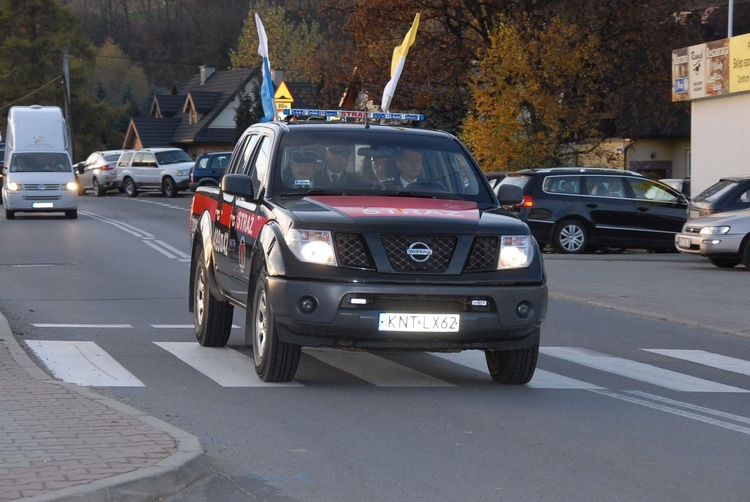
[175,170,188,176]
[285,229,337,265]
[699,226,730,235]
[6,182,21,191]
[498,235,533,269]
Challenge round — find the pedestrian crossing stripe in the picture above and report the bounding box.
[22,341,750,393]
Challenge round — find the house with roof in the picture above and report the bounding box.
[122,65,320,158]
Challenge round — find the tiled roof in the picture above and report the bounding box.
[188,91,222,113]
[131,116,181,148]
[286,82,321,109]
[153,95,184,117]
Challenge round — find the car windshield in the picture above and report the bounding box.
[692,180,736,202]
[270,129,494,204]
[155,149,193,164]
[9,152,71,173]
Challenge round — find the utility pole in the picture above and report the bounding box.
[62,49,74,161]
[729,0,734,37]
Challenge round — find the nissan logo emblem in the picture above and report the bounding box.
[406,241,432,263]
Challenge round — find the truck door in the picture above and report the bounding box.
[213,134,270,306]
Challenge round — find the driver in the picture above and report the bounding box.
[394,148,424,188]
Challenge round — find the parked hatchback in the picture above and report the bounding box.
[189,151,231,191]
[498,168,689,253]
[688,175,750,218]
[74,150,124,196]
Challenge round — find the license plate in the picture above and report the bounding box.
[678,237,691,248]
[378,313,460,332]
[32,202,54,208]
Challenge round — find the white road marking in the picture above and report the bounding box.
[431,350,602,389]
[306,348,455,387]
[151,324,240,329]
[625,391,750,426]
[24,340,144,387]
[154,342,301,387]
[33,323,132,328]
[143,239,178,258]
[642,349,750,377]
[154,239,191,259]
[591,389,750,436]
[542,347,749,393]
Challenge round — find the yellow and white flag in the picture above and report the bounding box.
[381,13,420,113]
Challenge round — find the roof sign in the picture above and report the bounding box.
[284,108,424,121]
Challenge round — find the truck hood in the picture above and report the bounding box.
[275,195,527,234]
[6,171,75,182]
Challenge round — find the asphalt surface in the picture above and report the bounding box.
[0,251,747,501]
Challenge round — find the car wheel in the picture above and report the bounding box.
[162,177,178,198]
[5,209,15,220]
[485,338,539,385]
[252,268,301,382]
[742,238,750,268]
[65,210,77,219]
[193,249,233,347]
[123,178,138,197]
[553,219,588,254]
[708,256,740,268]
[93,178,106,197]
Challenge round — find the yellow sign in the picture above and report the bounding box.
[729,33,750,94]
[274,82,293,104]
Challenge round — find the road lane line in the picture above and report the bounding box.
[143,239,177,258]
[154,239,191,259]
[151,324,241,329]
[590,389,750,436]
[307,348,455,387]
[24,340,144,387]
[642,349,750,377]
[542,347,749,392]
[625,391,750,426]
[154,342,301,387]
[431,350,602,389]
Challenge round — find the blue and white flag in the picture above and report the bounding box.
[255,13,276,122]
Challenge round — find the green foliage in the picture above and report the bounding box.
[90,39,150,114]
[230,0,320,81]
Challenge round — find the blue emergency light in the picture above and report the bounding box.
[284,109,425,122]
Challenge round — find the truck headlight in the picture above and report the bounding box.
[6,182,21,191]
[699,226,730,235]
[285,229,337,265]
[65,182,78,191]
[498,235,533,269]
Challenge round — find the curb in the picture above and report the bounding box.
[0,313,210,501]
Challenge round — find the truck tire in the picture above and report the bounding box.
[123,178,138,197]
[5,209,15,220]
[194,249,233,347]
[65,210,77,219]
[485,336,539,385]
[162,177,178,198]
[252,268,301,382]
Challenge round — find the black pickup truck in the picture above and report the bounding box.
[188,111,547,383]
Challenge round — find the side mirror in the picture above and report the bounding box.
[76,163,84,174]
[496,184,523,206]
[221,174,257,199]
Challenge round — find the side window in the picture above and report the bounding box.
[198,157,209,170]
[627,178,678,202]
[543,176,580,194]
[118,151,134,167]
[730,187,750,205]
[247,137,271,190]
[132,152,144,167]
[142,153,157,168]
[227,134,260,175]
[585,176,625,198]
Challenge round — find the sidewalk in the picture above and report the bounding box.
[0,314,208,501]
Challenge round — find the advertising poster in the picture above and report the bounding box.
[705,38,730,96]
[729,32,750,94]
[672,47,689,101]
[688,43,707,99]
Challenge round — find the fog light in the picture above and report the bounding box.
[516,301,533,319]
[298,296,318,314]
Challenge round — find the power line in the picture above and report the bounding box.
[0,76,62,112]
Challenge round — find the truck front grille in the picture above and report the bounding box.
[382,234,456,271]
[335,233,374,269]
[465,236,498,271]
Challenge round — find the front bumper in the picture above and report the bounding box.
[176,179,190,191]
[3,190,77,211]
[264,278,547,350]
[675,232,744,256]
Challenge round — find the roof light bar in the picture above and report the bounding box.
[284,108,425,121]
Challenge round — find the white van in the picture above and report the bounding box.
[2,105,78,219]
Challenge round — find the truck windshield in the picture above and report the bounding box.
[10,153,71,173]
[271,129,494,204]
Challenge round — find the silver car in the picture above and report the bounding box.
[675,208,750,268]
[75,150,124,196]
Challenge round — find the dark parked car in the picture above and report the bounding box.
[688,175,750,219]
[189,151,232,191]
[484,171,508,193]
[498,167,689,253]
